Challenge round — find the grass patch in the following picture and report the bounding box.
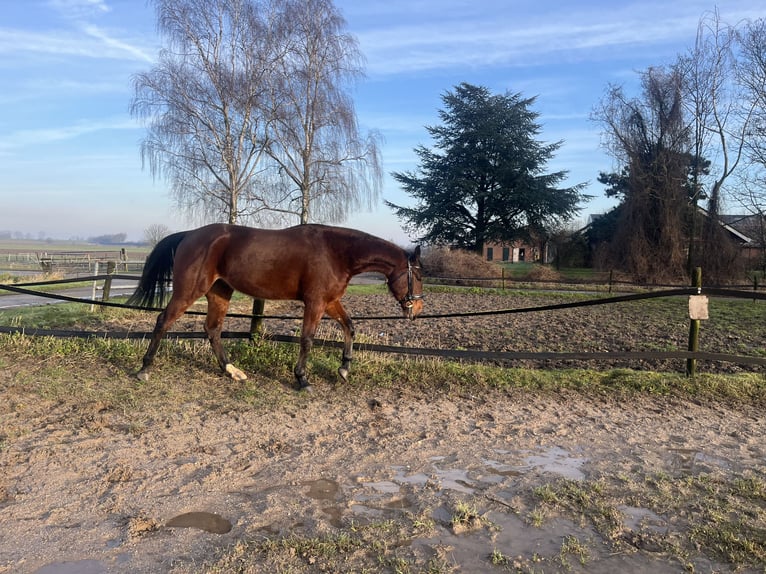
[1,332,764,414]
[532,471,766,570]
[203,512,447,574]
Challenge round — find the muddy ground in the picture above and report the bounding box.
[0,291,764,573]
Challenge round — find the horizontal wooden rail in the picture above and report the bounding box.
[1,275,764,372]
[1,326,764,368]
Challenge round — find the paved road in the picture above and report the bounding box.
[0,280,137,310]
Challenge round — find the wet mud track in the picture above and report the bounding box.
[2,386,764,573]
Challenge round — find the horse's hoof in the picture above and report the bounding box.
[225,363,248,382]
[338,367,349,382]
[294,376,312,392]
[294,381,313,392]
[136,370,150,382]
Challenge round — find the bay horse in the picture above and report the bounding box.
[128,223,423,390]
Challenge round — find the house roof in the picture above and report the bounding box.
[585,208,762,245]
[697,207,754,244]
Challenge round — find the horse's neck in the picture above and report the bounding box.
[349,238,405,276]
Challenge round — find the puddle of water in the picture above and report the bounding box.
[350,503,383,519]
[363,480,400,494]
[304,478,340,501]
[391,466,430,487]
[413,512,586,574]
[520,446,586,480]
[618,505,667,533]
[351,496,415,524]
[695,451,730,469]
[482,458,523,477]
[34,560,106,574]
[387,465,476,494]
[304,479,343,527]
[668,448,730,472]
[321,505,344,528]
[386,496,413,510]
[166,511,232,534]
[432,468,475,493]
[489,446,587,480]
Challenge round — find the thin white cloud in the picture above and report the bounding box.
[0,26,152,62]
[352,0,764,76]
[83,24,153,62]
[358,18,689,75]
[48,0,111,18]
[0,118,139,154]
[0,0,152,63]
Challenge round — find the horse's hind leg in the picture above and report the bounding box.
[326,300,354,382]
[205,281,246,382]
[137,295,195,381]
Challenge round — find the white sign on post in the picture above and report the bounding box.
[688,295,709,320]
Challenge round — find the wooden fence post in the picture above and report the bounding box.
[90,261,99,312]
[100,260,116,312]
[250,298,265,339]
[686,267,702,377]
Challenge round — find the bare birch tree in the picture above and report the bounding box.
[131,0,281,226]
[265,0,381,224]
[132,0,379,228]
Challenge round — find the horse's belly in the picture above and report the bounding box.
[225,277,301,301]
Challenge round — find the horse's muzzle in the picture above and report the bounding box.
[402,299,424,320]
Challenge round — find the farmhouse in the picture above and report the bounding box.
[483,240,544,263]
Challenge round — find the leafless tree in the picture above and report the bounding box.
[131,0,379,229]
[739,18,766,166]
[131,0,278,225]
[264,0,381,224]
[736,17,766,272]
[143,223,172,247]
[593,67,692,282]
[677,11,757,281]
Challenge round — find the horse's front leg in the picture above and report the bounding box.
[294,303,325,391]
[205,281,246,381]
[326,300,354,382]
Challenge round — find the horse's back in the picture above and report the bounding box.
[177,223,352,301]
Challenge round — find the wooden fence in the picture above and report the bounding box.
[0,250,144,275]
[1,269,764,375]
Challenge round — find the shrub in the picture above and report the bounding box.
[421,246,501,285]
[522,264,561,282]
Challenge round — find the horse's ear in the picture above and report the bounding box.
[412,245,421,261]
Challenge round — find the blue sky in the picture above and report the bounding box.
[1,0,763,244]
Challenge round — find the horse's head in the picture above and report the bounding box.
[388,246,424,320]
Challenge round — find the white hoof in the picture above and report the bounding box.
[225,363,248,382]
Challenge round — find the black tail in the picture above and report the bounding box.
[128,231,188,309]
